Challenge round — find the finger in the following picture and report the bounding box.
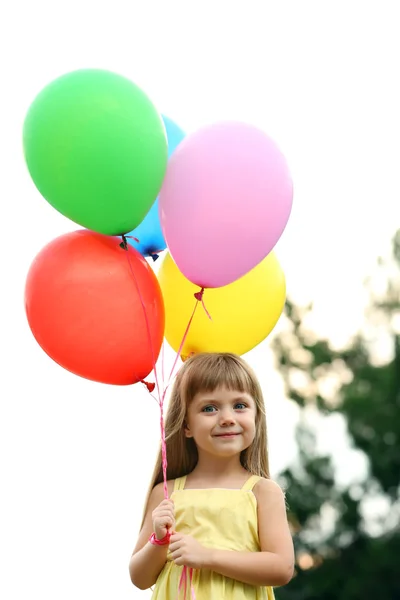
[154,524,173,536]
[154,514,174,525]
[159,499,174,509]
[157,506,174,515]
[169,538,181,548]
[155,506,175,515]
[154,514,174,524]
[169,540,183,552]
[154,510,174,520]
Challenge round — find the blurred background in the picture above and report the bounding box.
[1,1,399,599]
[272,230,400,599]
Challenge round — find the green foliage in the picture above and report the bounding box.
[273,231,400,599]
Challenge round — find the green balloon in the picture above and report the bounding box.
[23,69,168,235]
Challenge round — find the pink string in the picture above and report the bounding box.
[121,236,163,404]
[159,393,169,499]
[190,568,195,600]
[177,567,195,599]
[123,234,140,243]
[167,296,201,383]
[178,567,187,599]
[193,288,212,321]
[156,296,201,501]
[161,339,165,390]
[123,237,205,598]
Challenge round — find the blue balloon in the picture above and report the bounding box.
[127,115,185,259]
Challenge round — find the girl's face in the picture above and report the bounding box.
[184,386,257,459]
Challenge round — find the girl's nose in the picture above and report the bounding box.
[219,411,236,425]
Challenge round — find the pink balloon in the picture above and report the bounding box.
[159,121,293,288]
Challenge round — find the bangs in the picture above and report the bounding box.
[179,353,259,402]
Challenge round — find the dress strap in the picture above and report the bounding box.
[173,476,187,492]
[241,475,262,491]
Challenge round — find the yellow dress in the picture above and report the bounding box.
[151,474,275,599]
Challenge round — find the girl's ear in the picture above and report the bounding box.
[184,421,193,438]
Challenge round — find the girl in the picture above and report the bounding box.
[129,353,294,599]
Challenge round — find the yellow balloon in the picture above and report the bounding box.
[158,252,286,358]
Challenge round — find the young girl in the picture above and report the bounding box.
[129,353,294,599]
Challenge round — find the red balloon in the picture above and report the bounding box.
[25,230,165,385]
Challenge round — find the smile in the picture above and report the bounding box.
[214,433,240,438]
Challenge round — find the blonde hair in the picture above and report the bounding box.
[140,352,270,525]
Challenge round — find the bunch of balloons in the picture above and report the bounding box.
[23,68,293,386]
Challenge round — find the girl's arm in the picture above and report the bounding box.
[205,479,294,587]
[129,481,174,590]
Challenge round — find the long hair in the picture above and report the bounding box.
[140,352,270,526]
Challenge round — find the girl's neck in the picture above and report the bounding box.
[187,453,249,486]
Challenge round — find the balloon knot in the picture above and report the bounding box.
[119,235,128,251]
[194,287,205,301]
[150,253,160,262]
[141,380,156,393]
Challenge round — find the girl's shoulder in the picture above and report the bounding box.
[252,477,286,500]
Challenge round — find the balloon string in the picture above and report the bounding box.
[159,390,168,499]
[122,239,206,503]
[161,339,165,390]
[120,234,140,246]
[157,292,205,508]
[152,293,204,500]
[121,236,163,402]
[190,568,195,600]
[123,238,198,599]
[122,237,169,497]
[193,287,212,321]
[178,566,195,599]
[179,567,187,598]
[167,295,201,383]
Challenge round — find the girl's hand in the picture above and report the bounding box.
[169,533,210,569]
[152,499,175,541]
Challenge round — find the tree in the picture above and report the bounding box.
[273,231,400,599]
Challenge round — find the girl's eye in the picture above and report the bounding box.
[202,405,216,413]
[235,403,247,410]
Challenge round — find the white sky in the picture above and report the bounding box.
[1,1,400,598]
